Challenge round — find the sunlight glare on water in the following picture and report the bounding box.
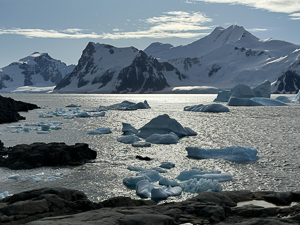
[0,93,300,202]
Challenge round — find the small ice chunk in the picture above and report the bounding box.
[180,178,223,193]
[87,127,112,134]
[137,169,161,182]
[160,162,175,169]
[186,146,258,162]
[136,179,153,198]
[164,186,182,196]
[8,174,20,180]
[91,112,105,117]
[184,104,229,113]
[132,141,151,147]
[150,167,167,173]
[127,166,145,171]
[0,191,12,199]
[151,187,168,201]
[193,173,233,182]
[176,169,221,181]
[75,111,91,117]
[44,176,62,181]
[41,124,51,131]
[37,131,49,134]
[123,176,149,189]
[145,132,179,144]
[117,135,141,144]
[25,175,43,182]
[159,177,179,187]
[66,104,81,107]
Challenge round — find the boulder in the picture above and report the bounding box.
[0,142,97,170]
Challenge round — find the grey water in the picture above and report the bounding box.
[0,93,300,203]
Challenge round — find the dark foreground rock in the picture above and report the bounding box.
[0,142,97,169]
[0,95,39,124]
[0,188,299,225]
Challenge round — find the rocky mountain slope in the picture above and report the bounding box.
[54,42,185,93]
[0,52,75,92]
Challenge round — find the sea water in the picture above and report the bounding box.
[0,93,299,202]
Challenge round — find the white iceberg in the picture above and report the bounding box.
[186,146,258,162]
[87,127,112,134]
[145,132,179,144]
[136,179,153,198]
[184,104,229,113]
[176,169,231,182]
[8,174,20,180]
[252,80,271,98]
[98,100,151,111]
[137,114,197,139]
[117,135,141,144]
[214,90,231,102]
[123,176,149,189]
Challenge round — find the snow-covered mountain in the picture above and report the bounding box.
[54,42,186,93]
[0,52,75,93]
[145,25,300,93]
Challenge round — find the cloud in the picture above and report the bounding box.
[0,11,212,40]
[190,0,300,14]
[289,13,300,20]
[248,28,269,32]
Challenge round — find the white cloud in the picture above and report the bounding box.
[0,11,212,40]
[248,28,269,32]
[190,0,300,14]
[289,13,300,20]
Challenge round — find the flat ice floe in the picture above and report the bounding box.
[186,146,258,162]
[184,103,229,112]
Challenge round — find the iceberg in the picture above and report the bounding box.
[0,191,12,200]
[180,178,222,193]
[145,132,179,144]
[123,176,149,189]
[132,141,151,147]
[159,177,180,187]
[275,96,295,103]
[176,169,232,182]
[213,90,231,102]
[186,146,258,162]
[98,100,151,111]
[66,104,81,107]
[137,114,197,139]
[252,80,271,98]
[8,174,20,180]
[250,97,287,106]
[117,135,141,144]
[160,162,175,169]
[184,104,229,112]
[136,179,153,198]
[230,84,257,98]
[121,122,138,135]
[87,127,112,134]
[136,169,161,182]
[127,166,145,172]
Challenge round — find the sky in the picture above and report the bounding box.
[1,0,300,68]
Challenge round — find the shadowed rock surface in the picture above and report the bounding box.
[0,188,299,224]
[0,142,97,170]
[0,95,39,124]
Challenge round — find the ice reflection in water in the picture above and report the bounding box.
[0,93,299,202]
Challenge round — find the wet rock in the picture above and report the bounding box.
[0,142,97,169]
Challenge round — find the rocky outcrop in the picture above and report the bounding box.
[0,95,39,124]
[0,142,97,169]
[0,188,299,224]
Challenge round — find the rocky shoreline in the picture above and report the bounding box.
[0,187,298,224]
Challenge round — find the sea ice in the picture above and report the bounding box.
[132,141,151,147]
[87,127,112,134]
[137,114,197,139]
[123,176,149,189]
[184,104,229,112]
[186,146,258,162]
[145,132,179,144]
[117,135,141,144]
[160,162,175,169]
[98,100,151,111]
[176,169,229,181]
[122,122,138,135]
[136,169,161,182]
[136,179,153,198]
[180,178,222,193]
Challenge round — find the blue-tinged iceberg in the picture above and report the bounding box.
[184,103,229,112]
[186,146,258,162]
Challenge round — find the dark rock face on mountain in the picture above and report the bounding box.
[0,142,97,169]
[54,42,185,93]
[0,52,74,92]
[0,95,39,124]
[1,188,300,224]
[272,70,300,94]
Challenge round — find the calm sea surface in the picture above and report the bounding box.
[0,93,300,202]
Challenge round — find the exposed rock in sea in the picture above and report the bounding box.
[0,95,39,124]
[1,188,299,224]
[0,142,97,169]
